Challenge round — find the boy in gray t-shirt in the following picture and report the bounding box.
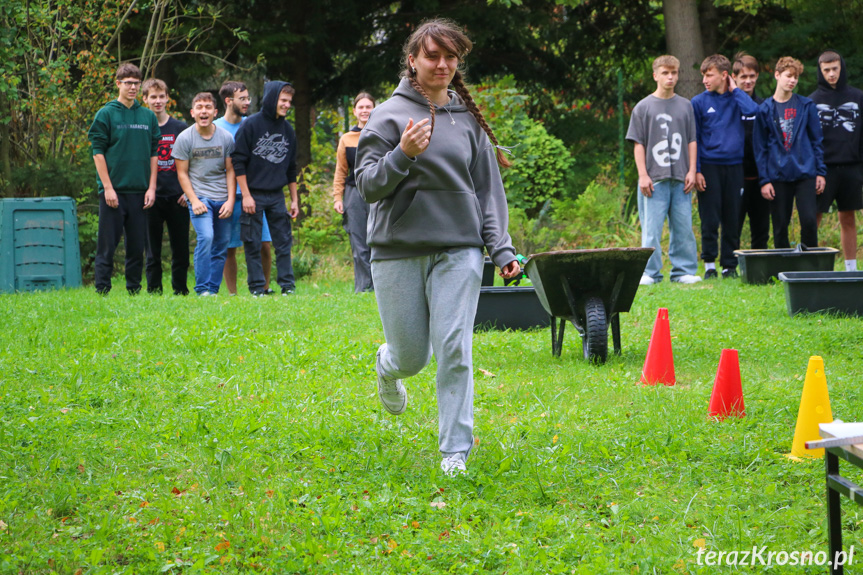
[626,55,701,285]
[173,92,236,295]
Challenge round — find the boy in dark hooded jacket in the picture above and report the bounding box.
[231,81,300,295]
[809,50,863,271]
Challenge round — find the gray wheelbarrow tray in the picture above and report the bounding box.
[524,248,653,363]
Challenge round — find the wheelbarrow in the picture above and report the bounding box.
[524,248,654,363]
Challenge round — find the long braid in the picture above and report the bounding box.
[451,72,512,168]
[408,74,436,137]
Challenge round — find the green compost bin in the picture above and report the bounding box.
[0,197,82,293]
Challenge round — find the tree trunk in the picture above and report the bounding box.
[663,0,705,99]
[284,1,312,221]
[291,55,312,221]
[699,0,719,56]
[0,91,11,193]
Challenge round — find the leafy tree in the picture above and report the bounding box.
[0,0,244,197]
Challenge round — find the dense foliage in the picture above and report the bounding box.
[2,0,861,273]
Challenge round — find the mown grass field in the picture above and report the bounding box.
[1,273,862,574]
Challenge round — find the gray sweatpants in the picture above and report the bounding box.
[372,248,483,457]
[343,183,373,293]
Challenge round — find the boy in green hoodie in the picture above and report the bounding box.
[87,63,161,294]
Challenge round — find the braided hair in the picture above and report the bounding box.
[402,19,511,168]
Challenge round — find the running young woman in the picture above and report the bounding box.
[333,93,376,293]
[355,19,520,476]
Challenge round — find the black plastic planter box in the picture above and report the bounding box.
[778,271,863,317]
[734,247,838,285]
[482,257,495,286]
[474,286,550,331]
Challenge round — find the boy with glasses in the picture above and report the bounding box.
[87,63,160,294]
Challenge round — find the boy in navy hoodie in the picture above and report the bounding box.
[810,50,863,271]
[87,63,160,294]
[692,54,759,279]
[754,57,826,249]
[231,81,300,296]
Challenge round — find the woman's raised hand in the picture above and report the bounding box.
[400,118,431,158]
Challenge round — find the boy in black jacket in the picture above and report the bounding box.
[231,81,300,295]
[810,50,863,271]
[732,52,770,250]
[142,78,190,295]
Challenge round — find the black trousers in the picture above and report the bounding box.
[241,190,295,293]
[145,194,190,294]
[739,177,771,250]
[770,178,818,248]
[94,192,147,294]
[697,163,743,269]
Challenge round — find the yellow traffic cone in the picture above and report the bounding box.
[789,356,833,458]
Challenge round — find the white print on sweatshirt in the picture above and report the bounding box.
[816,102,860,132]
[252,132,289,164]
[652,113,683,167]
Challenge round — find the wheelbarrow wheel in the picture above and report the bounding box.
[582,297,608,364]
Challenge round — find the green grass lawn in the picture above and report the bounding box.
[1,276,862,574]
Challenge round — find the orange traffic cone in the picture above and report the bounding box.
[640,308,675,386]
[707,349,745,419]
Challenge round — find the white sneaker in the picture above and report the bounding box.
[441,453,467,476]
[674,274,703,284]
[639,275,656,286]
[199,290,215,296]
[376,345,407,415]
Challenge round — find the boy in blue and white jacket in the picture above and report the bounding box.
[754,57,826,249]
[692,54,759,279]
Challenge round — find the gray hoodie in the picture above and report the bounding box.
[355,79,516,268]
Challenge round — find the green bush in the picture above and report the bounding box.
[552,172,640,248]
[292,250,321,280]
[294,107,350,256]
[474,80,575,218]
[545,106,623,199]
[507,169,640,254]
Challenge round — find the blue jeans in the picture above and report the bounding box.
[637,179,699,282]
[189,198,231,294]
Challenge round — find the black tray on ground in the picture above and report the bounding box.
[735,247,838,284]
[778,271,863,317]
[474,286,550,331]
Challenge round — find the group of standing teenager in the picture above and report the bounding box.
[87,19,520,476]
[88,67,298,297]
[629,50,862,286]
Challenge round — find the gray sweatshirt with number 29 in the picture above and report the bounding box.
[355,78,517,269]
